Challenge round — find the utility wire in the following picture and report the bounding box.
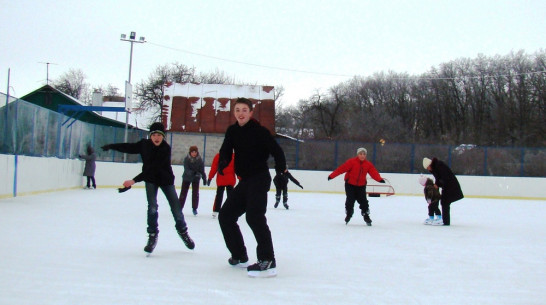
[149,42,546,81]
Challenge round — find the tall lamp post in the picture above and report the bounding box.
[120,31,146,161]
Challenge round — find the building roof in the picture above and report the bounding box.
[20,85,139,129]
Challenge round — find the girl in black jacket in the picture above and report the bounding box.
[102,122,194,254]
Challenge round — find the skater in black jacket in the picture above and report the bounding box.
[217,98,287,278]
[273,170,303,209]
[423,157,464,226]
[101,122,195,253]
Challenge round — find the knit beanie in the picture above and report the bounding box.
[149,122,166,137]
[357,147,367,155]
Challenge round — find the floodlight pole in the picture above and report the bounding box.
[120,31,146,161]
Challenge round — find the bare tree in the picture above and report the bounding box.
[53,68,90,103]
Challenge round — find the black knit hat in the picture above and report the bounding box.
[149,122,166,137]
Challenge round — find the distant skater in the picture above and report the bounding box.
[328,147,385,226]
[79,145,96,189]
[423,157,464,226]
[418,175,442,225]
[273,170,303,210]
[179,146,207,216]
[208,152,237,218]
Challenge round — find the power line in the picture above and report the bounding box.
[148,42,353,77]
[148,42,546,81]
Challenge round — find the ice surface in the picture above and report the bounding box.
[1,189,544,305]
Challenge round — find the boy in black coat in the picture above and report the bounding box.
[217,98,287,278]
[273,170,303,209]
[101,122,195,254]
[423,157,464,226]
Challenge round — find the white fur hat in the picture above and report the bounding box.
[423,157,432,169]
[357,147,367,155]
[418,175,428,186]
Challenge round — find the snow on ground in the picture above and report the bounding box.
[1,188,545,305]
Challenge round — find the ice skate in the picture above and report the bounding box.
[247,259,277,278]
[228,256,249,268]
[424,216,434,225]
[177,228,195,249]
[362,210,372,226]
[432,215,443,226]
[144,232,158,254]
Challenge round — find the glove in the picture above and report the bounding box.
[203,177,207,185]
[101,144,111,151]
[379,179,386,183]
[218,159,227,175]
[78,154,82,158]
[207,179,212,186]
[118,186,131,193]
[328,176,332,181]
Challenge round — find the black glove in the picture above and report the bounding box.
[78,154,82,158]
[207,179,212,186]
[328,176,332,181]
[379,179,386,183]
[202,177,207,185]
[218,159,227,175]
[118,186,131,193]
[297,184,304,189]
[101,144,111,151]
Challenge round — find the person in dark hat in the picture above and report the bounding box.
[179,145,207,216]
[423,157,464,226]
[101,122,195,254]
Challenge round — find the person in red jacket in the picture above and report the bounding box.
[208,152,237,218]
[328,147,385,226]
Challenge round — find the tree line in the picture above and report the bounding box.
[276,50,546,148]
[52,50,545,148]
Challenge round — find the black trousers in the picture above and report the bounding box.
[440,200,452,225]
[86,176,96,188]
[344,182,369,217]
[213,185,233,213]
[218,171,274,261]
[428,200,441,216]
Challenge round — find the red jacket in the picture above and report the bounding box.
[329,157,382,186]
[208,153,236,186]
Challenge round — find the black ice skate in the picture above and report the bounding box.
[228,256,249,268]
[247,259,277,278]
[283,198,289,210]
[274,195,280,208]
[363,212,372,226]
[144,232,158,254]
[177,228,195,250]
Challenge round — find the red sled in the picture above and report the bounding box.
[367,178,395,197]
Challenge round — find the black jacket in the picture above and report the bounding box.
[219,119,286,179]
[273,171,303,189]
[107,139,175,186]
[429,158,464,203]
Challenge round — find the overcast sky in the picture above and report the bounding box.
[1,0,545,105]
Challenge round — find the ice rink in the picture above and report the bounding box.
[1,188,544,305]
